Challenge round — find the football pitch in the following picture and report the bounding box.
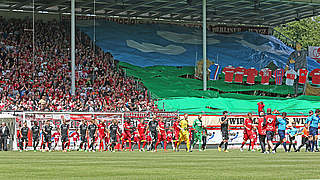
[1,150,319,180]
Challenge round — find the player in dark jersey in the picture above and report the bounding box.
[60,117,69,152]
[218,111,229,152]
[146,115,159,152]
[31,121,40,152]
[88,120,98,152]
[263,108,278,154]
[108,119,120,152]
[20,122,29,152]
[42,120,53,151]
[79,120,88,151]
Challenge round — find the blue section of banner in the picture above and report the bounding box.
[80,21,320,71]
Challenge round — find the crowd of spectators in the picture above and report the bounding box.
[0,17,157,112]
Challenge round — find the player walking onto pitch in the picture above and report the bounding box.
[31,121,40,151]
[60,117,70,152]
[79,120,88,151]
[287,122,298,152]
[264,108,278,153]
[98,120,107,152]
[137,119,147,151]
[306,109,320,152]
[176,114,190,152]
[240,112,255,152]
[192,114,204,152]
[258,111,267,153]
[42,120,53,151]
[273,112,288,152]
[146,115,159,152]
[155,117,167,152]
[108,119,120,152]
[20,122,29,152]
[218,111,229,152]
[122,119,133,151]
[88,120,98,152]
[172,117,180,151]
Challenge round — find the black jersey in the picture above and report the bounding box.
[109,124,119,135]
[43,125,53,136]
[88,124,97,137]
[31,125,40,137]
[148,121,158,132]
[60,124,69,136]
[220,116,228,132]
[79,124,87,136]
[21,127,29,137]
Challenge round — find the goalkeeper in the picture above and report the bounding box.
[176,114,190,152]
[192,114,204,151]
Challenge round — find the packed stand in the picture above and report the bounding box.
[0,17,157,112]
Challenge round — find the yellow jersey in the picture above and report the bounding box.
[180,119,188,132]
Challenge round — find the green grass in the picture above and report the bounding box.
[1,150,320,180]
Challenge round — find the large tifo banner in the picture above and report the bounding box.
[79,20,320,71]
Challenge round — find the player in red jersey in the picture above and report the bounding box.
[167,128,174,150]
[70,129,79,150]
[137,119,147,151]
[155,117,167,151]
[263,108,278,153]
[52,128,60,151]
[240,112,255,152]
[122,119,133,151]
[97,121,106,152]
[257,111,267,153]
[172,117,180,151]
[248,127,258,151]
[131,130,139,151]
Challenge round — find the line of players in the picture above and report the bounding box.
[17,114,208,152]
[218,108,320,153]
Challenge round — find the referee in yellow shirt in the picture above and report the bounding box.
[176,114,190,152]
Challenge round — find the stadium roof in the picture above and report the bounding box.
[0,0,320,26]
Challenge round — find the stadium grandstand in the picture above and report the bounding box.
[1,0,320,179]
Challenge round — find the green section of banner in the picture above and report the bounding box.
[156,95,320,113]
[120,62,298,98]
[120,62,319,113]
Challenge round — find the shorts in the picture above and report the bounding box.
[61,135,68,142]
[158,132,166,142]
[221,130,229,140]
[243,131,253,141]
[147,135,152,142]
[310,127,318,136]
[179,131,189,142]
[21,136,28,143]
[122,132,132,141]
[43,135,51,143]
[33,136,39,141]
[88,136,95,144]
[174,131,179,141]
[266,131,275,141]
[150,131,158,142]
[99,134,106,140]
[278,130,285,140]
[139,134,146,141]
[80,135,87,142]
[110,134,117,143]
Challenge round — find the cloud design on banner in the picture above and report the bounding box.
[126,40,186,55]
[157,31,220,45]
